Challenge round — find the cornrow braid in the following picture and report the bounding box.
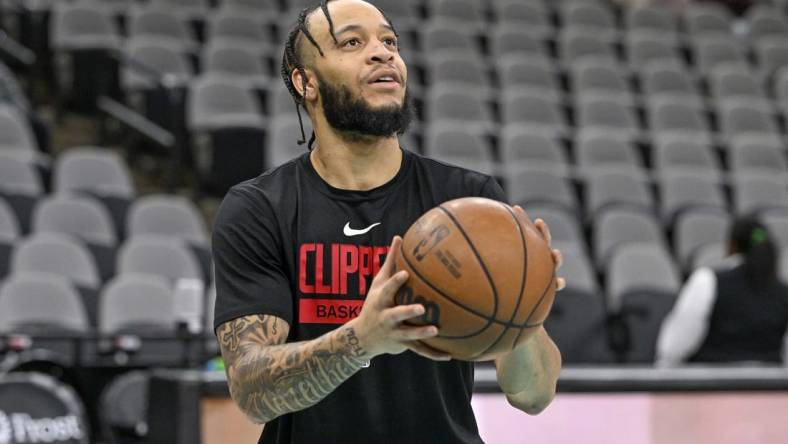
[280,0,400,150]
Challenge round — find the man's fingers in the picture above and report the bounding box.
[556,277,566,291]
[395,324,439,341]
[375,270,409,307]
[385,303,426,325]
[513,205,529,221]
[552,248,563,270]
[534,218,552,245]
[406,340,452,361]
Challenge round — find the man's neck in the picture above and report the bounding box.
[309,126,402,191]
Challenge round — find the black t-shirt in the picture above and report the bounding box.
[212,148,506,444]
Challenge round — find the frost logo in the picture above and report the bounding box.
[0,411,11,444]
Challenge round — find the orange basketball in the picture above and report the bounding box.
[395,197,557,361]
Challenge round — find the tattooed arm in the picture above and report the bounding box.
[217,314,369,423]
[216,237,450,424]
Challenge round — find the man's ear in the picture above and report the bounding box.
[292,68,318,102]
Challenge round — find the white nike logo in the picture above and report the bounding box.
[343,222,381,237]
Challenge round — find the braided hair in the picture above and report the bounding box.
[280,0,399,149]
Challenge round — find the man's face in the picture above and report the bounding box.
[298,0,412,137]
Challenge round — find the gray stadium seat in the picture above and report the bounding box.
[0,198,19,244]
[571,59,633,104]
[647,98,711,144]
[50,3,122,51]
[525,206,586,251]
[506,166,579,214]
[607,243,679,363]
[32,195,116,246]
[99,274,176,334]
[718,100,780,141]
[492,1,551,37]
[559,29,617,66]
[692,36,748,75]
[659,172,726,223]
[733,175,788,215]
[575,133,643,175]
[267,117,313,168]
[0,62,31,113]
[421,23,480,55]
[269,80,300,117]
[126,195,208,246]
[544,286,614,364]
[585,169,653,218]
[0,105,40,162]
[683,2,733,37]
[0,272,89,334]
[594,209,666,266]
[429,0,486,25]
[729,136,788,175]
[652,138,720,178]
[626,33,683,70]
[12,233,101,289]
[746,5,788,44]
[674,210,731,271]
[489,25,549,59]
[625,4,678,39]
[202,44,271,89]
[426,87,495,131]
[551,243,598,294]
[128,7,199,53]
[498,57,561,99]
[54,147,136,198]
[187,75,265,131]
[122,38,194,92]
[576,96,639,138]
[708,64,767,104]
[755,37,788,78]
[499,127,569,174]
[639,65,700,102]
[692,243,727,269]
[117,235,203,283]
[424,123,495,174]
[426,53,491,91]
[501,92,567,136]
[0,153,43,195]
[207,12,277,56]
[151,0,210,21]
[561,2,616,37]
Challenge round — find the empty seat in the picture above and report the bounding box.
[424,123,494,174]
[755,37,788,77]
[128,7,198,53]
[594,209,666,266]
[489,25,549,59]
[421,23,480,54]
[652,138,720,177]
[733,175,788,215]
[426,87,494,131]
[692,36,748,75]
[0,105,40,161]
[575,133,642,174]
[498,57,561,98]
[267,117,313,168]
[659,172,726,223]
[692,243,727,269]
[585,169,653,218]
[606,244,679,363]
[32,195,116,246]
[674,210,731,270]
[626,33,683,70]
[202,44,271,89]
[127,195,208,246]
[708,65,767,102]
[559,29,617,66]
[122,38,194,92]
[54,147,135,198]
[117,235,203,283]
[729,136,788,175]
[12,233,101,289]
[506,167,579,214]
[640,65,700,102]
[719,101,779,141]
[99,274,176,334]
[50,3,122,51]
[207,12,276,56]
[426,53,491,90]
[625,5,678,39]
[576,97,639,138]
[571,60,633,103]
[0,198,19,244]
[499,127,569,173]
[647,98,710,143]
[561,2,616,37]
[683,2,733,37]
[429,0,485,25]
[746,5,788,44]
[0,153,43,195]
[492,2,552,37]
[501,92,567,135]
[0,272,89,334]
[151,0,210,21]
[526,205,586,250]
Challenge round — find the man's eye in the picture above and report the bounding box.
[344,38,361,47]
[384,38,397,46]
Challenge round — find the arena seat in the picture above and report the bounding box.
[658,172,727,224]
[673,209,731,272]
[594,209,666,267]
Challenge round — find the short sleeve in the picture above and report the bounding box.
[212,188,293,331]
[478,176,507,203]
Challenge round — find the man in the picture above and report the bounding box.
[212,1,564,442]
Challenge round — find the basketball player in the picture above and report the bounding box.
[212,1,564,442]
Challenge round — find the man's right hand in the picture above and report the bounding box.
[349,236,451,362]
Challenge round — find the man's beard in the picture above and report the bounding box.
[316,72,413,139]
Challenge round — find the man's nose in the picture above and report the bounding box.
[368,41,395,63]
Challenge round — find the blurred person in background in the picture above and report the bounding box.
[657,215,788,366]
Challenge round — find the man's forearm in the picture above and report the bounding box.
[494,327,561,415]
[217,316,369,424]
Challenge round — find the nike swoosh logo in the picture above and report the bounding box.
[343,222,381,237]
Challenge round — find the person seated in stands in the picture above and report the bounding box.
[656,215,788,366]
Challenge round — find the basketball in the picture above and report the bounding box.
[395,197,557,361]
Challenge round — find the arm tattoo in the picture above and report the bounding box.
[217,314,368,424]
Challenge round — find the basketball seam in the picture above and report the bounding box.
[469,203,530,359]
[512,276,555,346]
